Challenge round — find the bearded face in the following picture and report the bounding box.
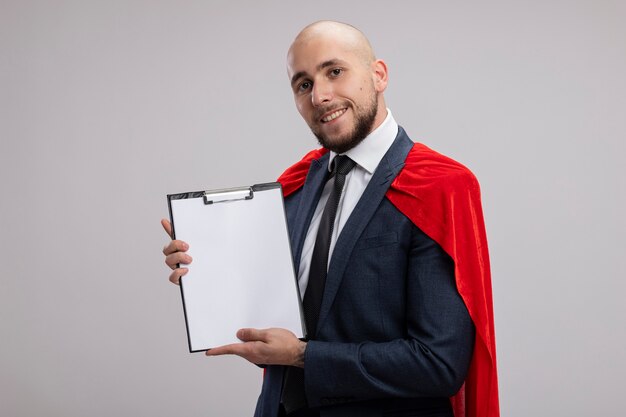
[288,34,386,155]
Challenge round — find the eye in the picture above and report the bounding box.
[330,68,343,77]
[297,81,312,93]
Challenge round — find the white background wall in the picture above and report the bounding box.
[1,1,625,416]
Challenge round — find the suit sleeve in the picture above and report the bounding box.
[302,226,475,407]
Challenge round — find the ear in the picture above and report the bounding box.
[371,59,388,93]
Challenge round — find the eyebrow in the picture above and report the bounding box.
[290,59,347,86]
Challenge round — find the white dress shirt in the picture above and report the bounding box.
[297,109,399,297]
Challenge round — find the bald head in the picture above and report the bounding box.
[285,21,389,154]
[289,21,376,67]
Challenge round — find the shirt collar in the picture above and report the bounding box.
[328,109,399,174]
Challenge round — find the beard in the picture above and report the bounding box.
[310,93,378,154]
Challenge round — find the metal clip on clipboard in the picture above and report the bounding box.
[203,186,253,205]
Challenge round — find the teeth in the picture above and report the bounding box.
[322,109,346,122]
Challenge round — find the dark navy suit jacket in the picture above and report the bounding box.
[254,128,474,417]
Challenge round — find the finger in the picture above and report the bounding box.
[162,240,189,256]
[161,218,173,239]
[206,342,248,357]
[169,267,188,285]
[165,252,193,269]
[237,328,268,343]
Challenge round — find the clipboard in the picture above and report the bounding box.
[167,182,306,352]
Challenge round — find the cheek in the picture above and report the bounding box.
[296,100,311,119]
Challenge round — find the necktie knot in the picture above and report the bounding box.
[333,155,356,176]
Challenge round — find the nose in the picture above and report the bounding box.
[311,80,332,107]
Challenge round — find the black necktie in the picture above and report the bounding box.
[302,155,356,338]
[282,155,356,415]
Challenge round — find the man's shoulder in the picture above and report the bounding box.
[277,148,329,197]
[398,142,480,194]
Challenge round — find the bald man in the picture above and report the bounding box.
[163,21,498,417]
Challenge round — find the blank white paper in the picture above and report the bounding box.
[169,186,304,352]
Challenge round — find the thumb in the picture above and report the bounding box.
[237,328,266,342]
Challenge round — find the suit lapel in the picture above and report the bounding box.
[316,128,414,334]
[290,153,330,274]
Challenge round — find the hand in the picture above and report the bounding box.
[206,328,306,367]
[161,218,192,285]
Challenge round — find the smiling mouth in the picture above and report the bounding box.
[320,108,347,123]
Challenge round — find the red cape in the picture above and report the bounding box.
[277,143,499,417]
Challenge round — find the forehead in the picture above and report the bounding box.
[287,35,359,78]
